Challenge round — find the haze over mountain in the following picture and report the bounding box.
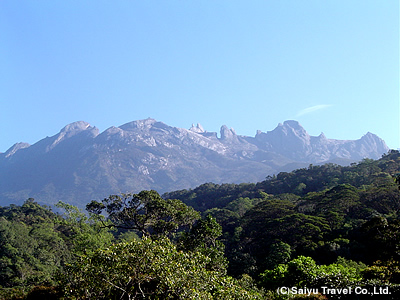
[0,119,389,206]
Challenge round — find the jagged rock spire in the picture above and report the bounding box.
[189,123,205,133]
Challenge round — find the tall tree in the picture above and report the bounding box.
[86,190,200,238]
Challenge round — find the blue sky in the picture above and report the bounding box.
[1,0,399,152]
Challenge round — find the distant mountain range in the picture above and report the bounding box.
[0,119,389,206]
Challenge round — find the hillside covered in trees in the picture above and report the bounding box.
[1,150,400,299]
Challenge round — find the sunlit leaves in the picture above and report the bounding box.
[260,256,362,290]
[61,238,264,299]
[86,190,200,237]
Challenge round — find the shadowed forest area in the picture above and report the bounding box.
[1,150,400,299]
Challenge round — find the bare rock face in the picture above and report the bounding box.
[46,121,99,151]
[4,142,31,158]
[220,125,236,140]
[0,119,389,207]
[189,123,205,133]
[257,121,312,159]
[255,120,388,163]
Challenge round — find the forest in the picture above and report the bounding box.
[0,150,400,299]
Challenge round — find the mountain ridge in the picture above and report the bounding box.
[0,119,389,206]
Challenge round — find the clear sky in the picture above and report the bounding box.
[1,1,399,152]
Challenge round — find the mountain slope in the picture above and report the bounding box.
[0,119,389,206]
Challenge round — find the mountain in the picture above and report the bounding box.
[0,119,389,206]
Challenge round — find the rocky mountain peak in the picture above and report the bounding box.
[361,132,380,140]
[359,132,386,146]
[4,142,31,158]
[283,120,301,127]
[220,125,237,141]
[0,119,390,206]
[266,120,310,143]
[60,121,92,134]
[57,121,99,140]
[281,120,309,138]
[46,121,99,151]
[356,132,389,159]
[119,118,157,131]
[189,123,205,133]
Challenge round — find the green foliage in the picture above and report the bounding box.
[260,264,289,290]
[0,286,26,300]
[240,199,330,273]
[178,215,228,273]
[260,256,362,291]
[117,230,140,242]
[61,237,264,299]
[160,151,400,281]
[204,207,240,234]
[362,260,400,284]
[0,200,70,289]
[56,201,115,256]
[286,256,320,286]
[224,197,262,217]
[86,190,200,237]
[265,241,292,269]
[163,182,258,212]
[314,263,360,288]
[394,172,400,190]
[335,256,366,277]
[1,151,400,297]
[179,215,222,249]
[350,216,400,263]
[0,199,117,295]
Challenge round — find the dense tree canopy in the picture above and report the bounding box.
[86,190,200,238]
[1,150,400,299]
[62,237,264,299]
